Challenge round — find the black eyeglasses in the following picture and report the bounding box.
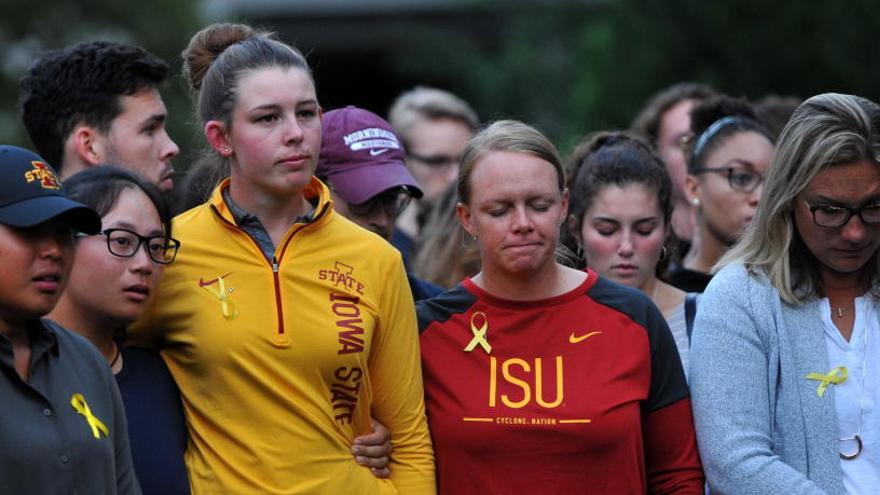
[406,151,461,168]
[803,199,880,228]
[349,186,414,218]
[692,167,764,193]
[78,228,180,264]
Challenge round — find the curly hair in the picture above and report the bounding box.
[562,131,674,272]
[684,95,773,173]
[20,41,169,172]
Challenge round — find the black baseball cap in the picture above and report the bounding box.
[0,145,100,234]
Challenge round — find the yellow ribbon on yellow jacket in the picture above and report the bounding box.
[202,276,238,319]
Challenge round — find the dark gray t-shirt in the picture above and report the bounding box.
[0,319,140,494]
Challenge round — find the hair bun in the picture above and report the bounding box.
[182,23,258,91]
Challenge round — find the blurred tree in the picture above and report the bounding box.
[0,0,201,163]
[380,0,880,156]
[7,0,878,168]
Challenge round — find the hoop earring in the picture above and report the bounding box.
[575,244,584,259]
[660,245,668,260]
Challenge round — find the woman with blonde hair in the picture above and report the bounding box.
[690,93,880,493]
[418,120,703,494]
[131,22,434,494]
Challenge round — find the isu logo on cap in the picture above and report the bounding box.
[24,161,61,190]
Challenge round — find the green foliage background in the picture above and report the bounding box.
[2,0,879,164]
[378,0,880,154]
[0,0,201,157]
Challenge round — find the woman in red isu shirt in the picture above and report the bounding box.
[416,120,704,494]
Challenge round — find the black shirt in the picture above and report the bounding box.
[664,265,714,293]
[116,347,188,495]
[0,319,140,494]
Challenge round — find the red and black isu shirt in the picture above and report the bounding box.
[417,270,704,494]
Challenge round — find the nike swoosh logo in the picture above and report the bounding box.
[199,272,233,288]
[369,149,390,156]
[569,331,602,344]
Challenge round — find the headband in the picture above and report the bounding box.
[691,116,749,164]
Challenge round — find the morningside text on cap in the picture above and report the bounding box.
[317,106,423,205]
[0,145,101,234]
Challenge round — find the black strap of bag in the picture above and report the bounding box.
[684,292,698,345]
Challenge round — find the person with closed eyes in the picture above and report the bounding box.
[418,121,703,494]
[690,94,880,494]
[564,131,695,376]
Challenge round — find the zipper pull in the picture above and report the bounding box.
[272,257,279,273]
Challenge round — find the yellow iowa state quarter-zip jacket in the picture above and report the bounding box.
[131,177,435,495]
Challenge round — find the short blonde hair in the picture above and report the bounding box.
[388,86,479,147]
[719,93,880,303]
[457,120,564,205]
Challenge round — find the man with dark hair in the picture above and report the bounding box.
[20,41,179,191]
[631,82,715,244]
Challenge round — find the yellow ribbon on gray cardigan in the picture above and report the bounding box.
[806,366,848,397]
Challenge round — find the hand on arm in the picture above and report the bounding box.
[352,418,392,478]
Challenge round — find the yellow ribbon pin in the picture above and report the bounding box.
[202,276,238,319]
[806,366,848,397]
[464,312,492,354]
[70,393,109,439]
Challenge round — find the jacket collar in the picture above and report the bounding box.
[208,176,335,229]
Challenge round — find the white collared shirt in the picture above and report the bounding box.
[821,296,880,493]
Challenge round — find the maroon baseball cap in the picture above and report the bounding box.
[317,106,423,205]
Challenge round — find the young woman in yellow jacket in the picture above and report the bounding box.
[132,23,435,494]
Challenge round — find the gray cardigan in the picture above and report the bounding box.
[689,263,845,495]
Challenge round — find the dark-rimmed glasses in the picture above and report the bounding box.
[349,186,414,218]
[77,228,180,264]
[692,167,764,193]
[803,199,880,228]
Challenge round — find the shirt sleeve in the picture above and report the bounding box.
[643,398,704,494]
[368,253,436,494]
[688,270,827,494]
[108,369,142,495]
[642,302,704,492]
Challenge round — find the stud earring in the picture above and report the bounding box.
[223,147,232,154]
[691,198,700,206]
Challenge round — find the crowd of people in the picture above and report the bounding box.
[1,19,878,495]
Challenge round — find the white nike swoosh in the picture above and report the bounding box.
[369,149,390,156]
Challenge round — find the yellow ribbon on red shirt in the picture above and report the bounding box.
[70,393,109,439]
[465,311,492,354]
